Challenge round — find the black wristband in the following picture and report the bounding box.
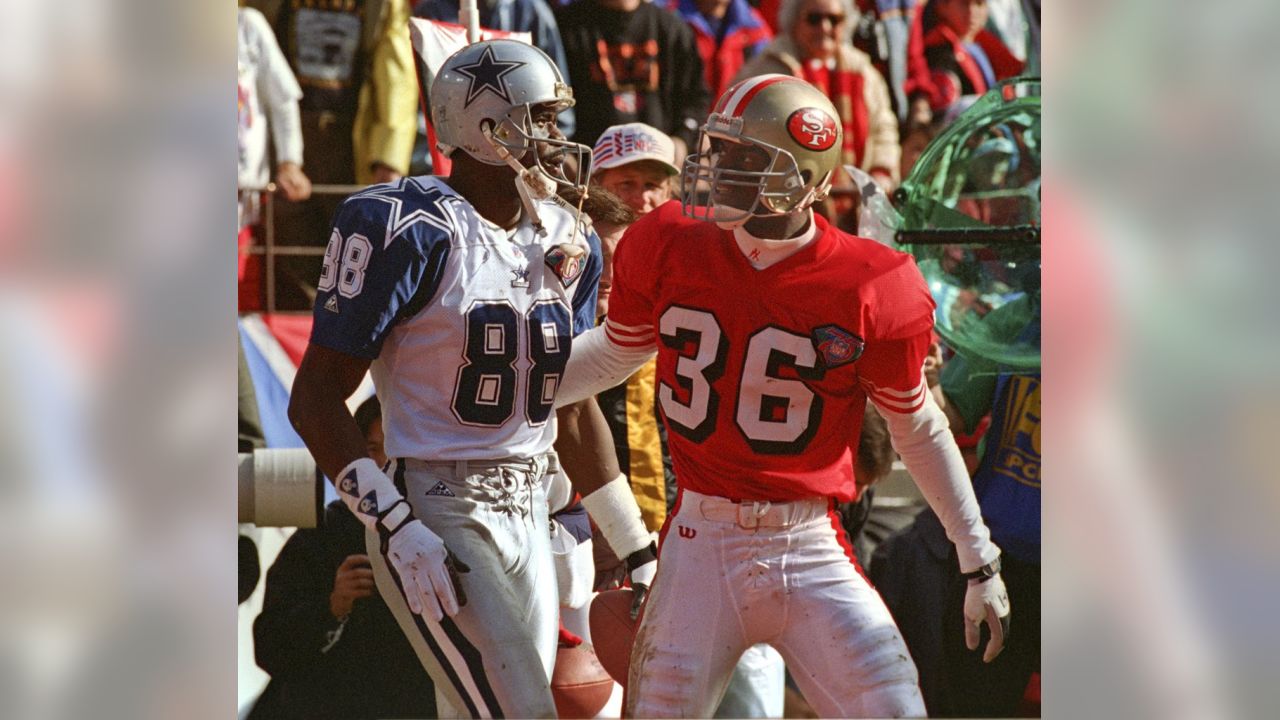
[376,500,413,543]
[624,541,657,572]
[962,556,1002,583]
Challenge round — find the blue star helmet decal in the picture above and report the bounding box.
[453,44,524,107]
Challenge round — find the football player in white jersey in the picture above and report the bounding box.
[288,40,654,718]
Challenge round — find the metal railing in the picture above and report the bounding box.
[240,183,367,314]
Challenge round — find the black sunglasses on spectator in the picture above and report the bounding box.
[804,12,846,26]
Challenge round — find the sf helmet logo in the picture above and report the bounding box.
[786,108,838,151]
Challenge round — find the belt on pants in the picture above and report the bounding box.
[686,489,829,530]
[402,454,549,482]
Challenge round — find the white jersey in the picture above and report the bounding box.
[310,176,601,461]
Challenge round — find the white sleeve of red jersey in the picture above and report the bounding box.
[554,321,656,408]
[870,381,1001,573]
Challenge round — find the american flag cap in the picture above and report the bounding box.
[592,122,679,175]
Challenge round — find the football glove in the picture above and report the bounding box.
[381,501,468,621]
[963,568,1011,663]
[334,458,467,621]
[624,542,658,620]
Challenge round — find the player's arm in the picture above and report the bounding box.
[288,345,464,622]
[555,398,656,618]
[556,212,660,407]
[861,330,1011,663]
[555,223,656,617]
[288,194,462,621]
[289,345,372,480]
[553,323,656,407]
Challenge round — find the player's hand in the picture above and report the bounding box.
[275,161,312,202]
[385,518,466,622]
[964,572,1011,662]
[329,554,375,620]
[624,542,658,620]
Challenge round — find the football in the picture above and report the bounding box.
[588,588,640,686]
[551,642,614,718]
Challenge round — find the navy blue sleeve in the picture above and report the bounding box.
[550,500,592,543]
[310,196,450,359]
[571,226,602,336]
[412,0,457,21]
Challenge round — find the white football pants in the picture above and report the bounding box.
[714,643,786,718]
[369,456,558,719]
[627,489,926,718]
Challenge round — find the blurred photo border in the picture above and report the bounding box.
[0,1,1275,718]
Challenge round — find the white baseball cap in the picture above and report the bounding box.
[592,123,680,176]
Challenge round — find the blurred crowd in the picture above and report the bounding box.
[237,0,1038,312]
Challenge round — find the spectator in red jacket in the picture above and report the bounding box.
[904,0,1024,117]
[665,0,774,99]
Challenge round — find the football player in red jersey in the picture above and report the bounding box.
[554,74,1011,717]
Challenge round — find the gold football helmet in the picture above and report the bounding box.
[682,74,843,226]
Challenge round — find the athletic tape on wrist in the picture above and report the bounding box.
[629,556,657,587]
[581,474,651,560]
[334,457,407,530]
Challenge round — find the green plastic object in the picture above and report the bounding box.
[894,78,1041,370]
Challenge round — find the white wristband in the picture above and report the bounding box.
[334,457,406,530]
[580,474,651,560]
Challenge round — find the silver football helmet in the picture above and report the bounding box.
[683,74,842,227]
[431,40,591,196]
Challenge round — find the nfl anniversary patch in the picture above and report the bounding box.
[811,325,865,368]
[545,243,586,288]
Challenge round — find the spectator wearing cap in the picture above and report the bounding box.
[591,123,681,215]
[664,0,774,99]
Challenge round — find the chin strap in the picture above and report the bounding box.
[485,126,594,245]
[486,126,555,233]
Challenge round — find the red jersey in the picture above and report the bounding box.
[605,202,935,502]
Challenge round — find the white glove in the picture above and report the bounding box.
[334,458,466,622]
[964,572,1011,663]
[383,503,467,622]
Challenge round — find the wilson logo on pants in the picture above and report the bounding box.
[678,526,697,539]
